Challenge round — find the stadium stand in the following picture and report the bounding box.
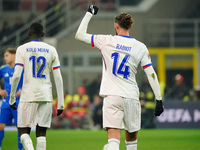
[0,0,199,91]
[0,0,200,129]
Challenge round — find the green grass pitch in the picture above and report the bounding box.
[2,129,200,150]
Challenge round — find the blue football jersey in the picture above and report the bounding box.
[0,65,23,103]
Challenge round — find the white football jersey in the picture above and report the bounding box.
[15,40,60,102]
[91,35,152,100]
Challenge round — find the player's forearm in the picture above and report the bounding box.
[10,66,23,104]
[75,12,93,44]
[144,66,162,100]
[53,69,64,110]
[0,86,2,95]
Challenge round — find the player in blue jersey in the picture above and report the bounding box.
[0,48,23,150]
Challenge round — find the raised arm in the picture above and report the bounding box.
[75,5,98,44]
[143,66,164,116]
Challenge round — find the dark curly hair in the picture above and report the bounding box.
[115,13,134,30]
[28,22,44,37]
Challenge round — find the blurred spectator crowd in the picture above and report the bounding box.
[0,0,64,45]
[164,74,199,101]
[50,73,200,130]
[0,16,33,43]
[140,73,200,128]
[51,76,103,130]
[1,0,200,130]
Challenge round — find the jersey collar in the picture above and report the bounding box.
[118,35,133,39]
[32,40,42,42]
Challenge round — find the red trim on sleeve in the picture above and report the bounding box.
[142,63,152,69]
[15,63,24,67]
[53,66,60,70]
[91,35,94,47]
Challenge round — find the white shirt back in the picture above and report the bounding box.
[92,35,152,100]
[15,40,60,102]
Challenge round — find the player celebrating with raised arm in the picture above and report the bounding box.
[75,5,164,150]
[0,48,23,150]
[9,22,64,150]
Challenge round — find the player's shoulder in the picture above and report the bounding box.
[0,64,9,71]
[132,38,148,53]
[17,41,32,50]
[132,38,147,47]
[95,34,113,39]
[40,41,57,51]
[100,34,120,42]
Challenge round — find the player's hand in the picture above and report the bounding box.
[0,89,8,97]
[16,90,22,97]
[154,100,164,116]
[87,5,98,15]
[10,102,17,110]
[57,109,63,116]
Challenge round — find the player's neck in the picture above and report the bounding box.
[9,61,15,68]
[30,36,42,41]
[117,30,129,36]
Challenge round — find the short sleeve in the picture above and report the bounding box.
[140,45,152,69]
[52,48,61,70]
[15,46,24,67]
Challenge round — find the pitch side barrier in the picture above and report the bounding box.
[156,101,200,128]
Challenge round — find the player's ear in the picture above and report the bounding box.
[114,23,117,29]
[28,30,31,37]
[129,24,133,29]
[115,23,120,30]
[114,23,120,34]
[41,32,45,37]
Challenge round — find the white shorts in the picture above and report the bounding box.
[17,102,52,128]
[103,95,141,133]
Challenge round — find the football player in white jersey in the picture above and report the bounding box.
[75,5,164,150]
[9,22,64,150]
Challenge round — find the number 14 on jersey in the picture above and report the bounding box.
[111,52,130,79]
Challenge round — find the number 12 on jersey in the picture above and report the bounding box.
[111,52,130,79]
[29,56,46,79]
